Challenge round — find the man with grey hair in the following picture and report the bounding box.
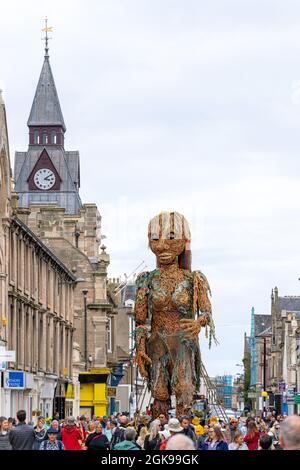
[279,415,300,450]
[166,434,195,450]
[113,427,141,450]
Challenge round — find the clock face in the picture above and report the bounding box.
[34,168,56,190]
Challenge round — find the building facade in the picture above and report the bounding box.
[107,279,147,416]
[245,290,300,416]
[14,44,117,417]
[270,287,300,415]
[0,92,76,419]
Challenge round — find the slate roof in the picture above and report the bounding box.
[27,56,66,131]
[277,296,300,312]
[254,314,272,337]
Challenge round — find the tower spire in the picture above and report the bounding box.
[42,17,53,59]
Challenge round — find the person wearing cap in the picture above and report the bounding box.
[159,418,183,450]
[39,428,65,450]
[61,417,83,450]
[50,420,62,441]
[32,416,47,450]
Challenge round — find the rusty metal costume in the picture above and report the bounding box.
[134,212,216,417]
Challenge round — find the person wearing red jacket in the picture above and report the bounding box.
[244,421,260,450]
[61,417,83,450]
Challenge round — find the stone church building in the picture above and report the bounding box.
[13,45,121,417]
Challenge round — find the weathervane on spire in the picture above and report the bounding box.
[42,17,53,58]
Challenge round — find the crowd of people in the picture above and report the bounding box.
[0,409,300,451]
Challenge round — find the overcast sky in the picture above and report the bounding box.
[1,0,300,378]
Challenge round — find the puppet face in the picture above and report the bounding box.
[148,212,189,266]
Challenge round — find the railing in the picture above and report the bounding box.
[200,362,229,423]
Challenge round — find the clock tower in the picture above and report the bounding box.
[14,42,82,214]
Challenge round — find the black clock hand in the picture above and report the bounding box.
[44,174,53,181]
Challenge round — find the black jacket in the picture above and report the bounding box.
[9,423,35,450]
[144,434,161,451]
[85,432,110,451]
[181,425,196,445]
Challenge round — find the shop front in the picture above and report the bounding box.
[79,368,110,417]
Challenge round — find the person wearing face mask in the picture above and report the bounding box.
[0,417,12,450]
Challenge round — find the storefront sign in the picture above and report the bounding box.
[107,387,117,397]
[4,370,25,389]
[287,387,295,398]
[293,394,300,404]
[0,350,16,362]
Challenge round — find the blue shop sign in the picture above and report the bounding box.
[4,370,25,389]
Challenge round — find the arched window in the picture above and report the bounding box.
[43,133,48,144]
[34,130,39,144]
[52,133,57,144]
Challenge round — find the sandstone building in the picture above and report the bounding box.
[0,92,76,419]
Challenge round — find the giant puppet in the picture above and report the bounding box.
[134,212,217,417]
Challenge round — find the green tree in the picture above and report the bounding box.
[242,352,251,406]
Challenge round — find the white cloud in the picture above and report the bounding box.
[2,0,300,376]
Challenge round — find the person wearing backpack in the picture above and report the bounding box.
[110,417,126,448]
[39,428,64,450]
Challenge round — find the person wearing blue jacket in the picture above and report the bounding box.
[203,425,229,450]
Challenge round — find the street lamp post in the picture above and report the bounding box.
[263,336,267,418]
[82,289,89,371]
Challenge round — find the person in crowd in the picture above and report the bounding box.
[86,421,96,436]
[158,413,168,431]
[279,415,300,450]
[61,417,83,450]
[84,421,110,450]
[79,415,88,436]
[228,431,248,450]
[204,425,228,450]
[191,416,204,438]
[144,419,162,450]
[8,410,35,450]
[49,420,62,440]
[52,412,60,422]
[228,417,239,442]
[0,417,12,450]
[237,417,247,436]
[113,428,140,451]
[179,416,197,446]
[166,434,195,450]
[268,421,281,449]
[7,418,16,430]
[257,419,268,435]
[244,420,260,450]
[159,418,183,450]
[110,416,127,448]
[104,419,112,442]
[258,434,274,450]
[136,425,149,449]
[32,416,47,450]
[197,424,209,450]
[39,427,64,450]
